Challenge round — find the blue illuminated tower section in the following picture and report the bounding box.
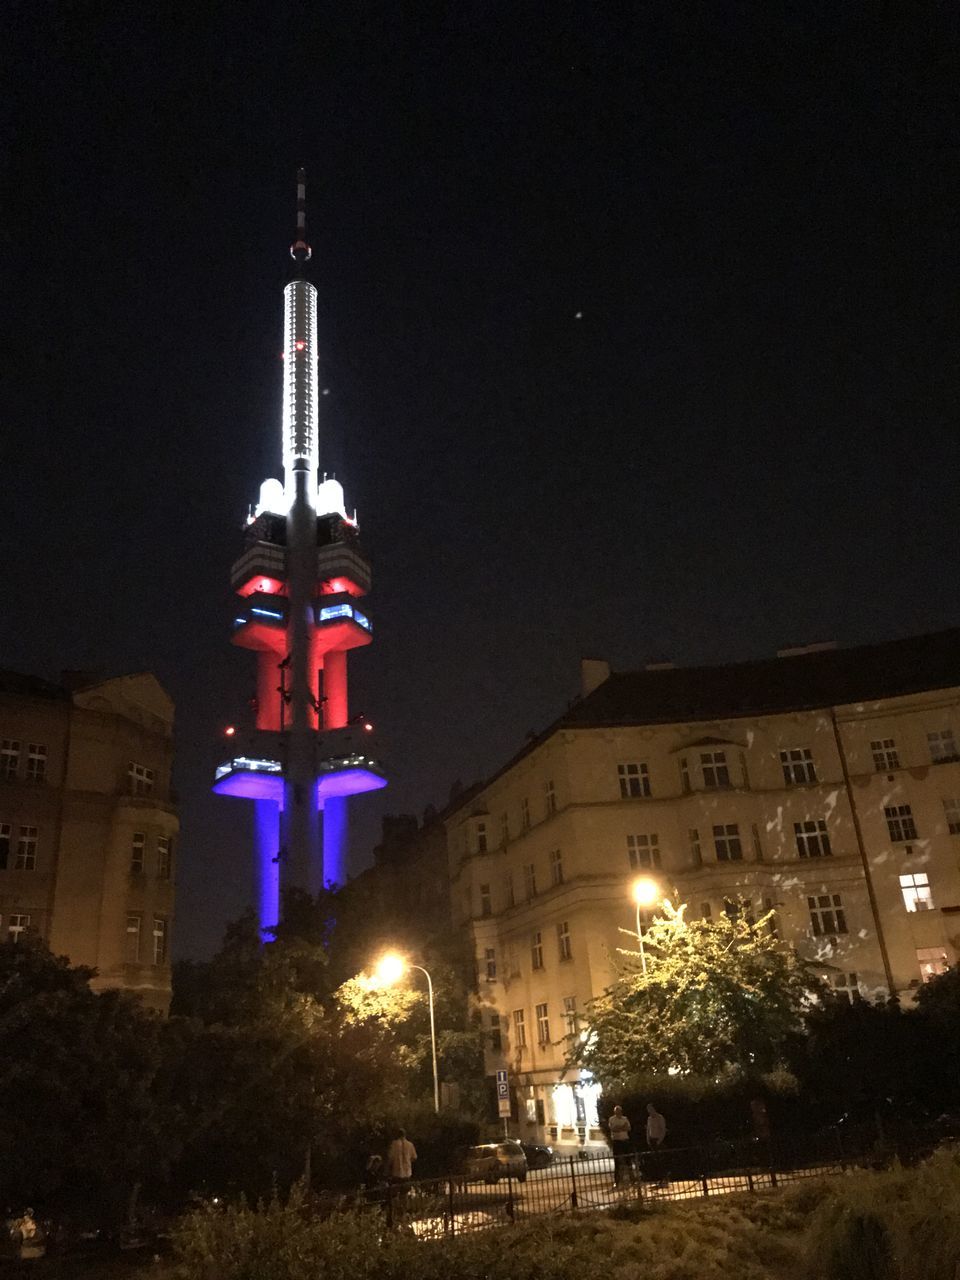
[213,170,386,931]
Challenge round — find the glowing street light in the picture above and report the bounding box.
[373,952,440,1114]
[631,877,660,976]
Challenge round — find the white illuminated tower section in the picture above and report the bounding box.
[213,169,386,930]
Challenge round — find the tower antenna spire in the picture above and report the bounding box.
[290,166,312,264]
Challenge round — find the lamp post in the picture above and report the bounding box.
[374,953,440,1113]
[631,877,659,976]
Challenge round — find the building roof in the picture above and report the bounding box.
[0,670,71,701]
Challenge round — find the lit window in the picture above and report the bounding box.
[531,931,544,970]
[917,947,949,982]
[944,798,960,835]
[563,995,578,1037]
[479,883,492,916]
[794,819,832,859]
[928,729,959,764]
[545,779,557,814]
[701,751,730,789]
[549,848,564,885]
[512,1008,526,1049]
[8,913,30,942]
[131,832,145,874]
[500,812,509,846]
[126,914,142,963]
[14,827,37,871]
[484,947,497,981]
[780,748,817,785]
[627,833,661,869]
[689,828,702,865]
[808,893,848,937]
[25,745,46,782]
[318,602,352,622]
[618,763,651,798]
[520,798,530,830]
[128,763,155,796]
[885,804,918,842]
[0,823,9,870]
[476,821,488,854]
[713,823,743,862]
[899,872,934,912]
[833,972,860,1004]
[871,738,900,771]
[557,920,572,961]
[152,917,168,965]
[523,863,537,899]
[535,1002,550,1044]
[157,835,172,880]
[0,740,19,780]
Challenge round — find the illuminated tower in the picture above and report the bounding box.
[213,169,386,930]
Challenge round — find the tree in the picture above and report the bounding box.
[568,901,821,1087]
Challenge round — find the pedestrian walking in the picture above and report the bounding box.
[385,1128,418,1229]
[645,1103,666,1148]
[607,1105,632,1187]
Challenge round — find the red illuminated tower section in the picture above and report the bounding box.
[213,170,386,929]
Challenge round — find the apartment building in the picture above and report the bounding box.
[0,669,178,1012]
[446,630,960,1148]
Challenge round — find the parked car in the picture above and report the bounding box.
[520,1142,554,1170]
[456,1141,528,1183]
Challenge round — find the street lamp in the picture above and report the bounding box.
[374,952,440,1114]
[631,877,659,976]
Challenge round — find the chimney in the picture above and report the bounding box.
[580,658,611,698]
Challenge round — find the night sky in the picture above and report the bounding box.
[3,4,958,958]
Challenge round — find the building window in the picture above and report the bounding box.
[794,819,832,859]
[928,729,959,764]
[500,812,509,846]
[545,779,557,814]
[944,798,960,835]
[14,827,37,871]
[700,901,712,919]
[535,1002,550,1044]
[152,917,168,965]
[531,931,544,970]
[563,995,578,1037]
[780,747,817,785]
[0,740,19,780]
[484,947,497,981]
[680,757,691,792]
[128,763,155,796]
[524,863,537,899]
[917,947,949,982]
[157,835,172,880]
[885,804,918,842]
[557,920,572,961]
[833,972,860,1003]
[808,893,848,937]
[752,823,764,860]
[871,738,900,771]
[626,833,661,869]
[512,1008,526,1049]
[131,832,145,874]
[8,913,30,942]
[25,745,47,782]
[701,751,731,789]
[520,798,530,830]
[549,848,564,885]
[899,872,934,912]
[689,828,702,866]
[126,914,142,963]
[479,883,492,916]
[476,821,488,854]
[489,1013,502,1052]
[713,823,743,861]
[763,896,780,939]
[504,871,515,908]
[618,762,651,798]
[0,823,9,870]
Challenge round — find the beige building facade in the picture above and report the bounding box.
[446,631,960,1148]
[0,670,178,1012]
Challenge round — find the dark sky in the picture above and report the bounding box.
[3,3,958,958]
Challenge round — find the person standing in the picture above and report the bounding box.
[607,1105,632,1187]
[385,1129,417,1187]
[645,1103,666,1148]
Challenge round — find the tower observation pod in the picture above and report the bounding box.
[213,169,386,931]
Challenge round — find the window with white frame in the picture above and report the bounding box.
[531,931,544,970]
[780,748,817,785]
[14,827,37,871]
[557,920,572,961]
[549,848,564,885]
[523,863,537,899]
[131,832,145,874]
[152,917,168,965]
[871,738,900,771]
[128,763,155,795]
[8,913,30,942]
[479,883,492,916]
[484,947,497,981]
[563,995,578,1037]
[545,779,557,814]
[476,821,488,854]
[535,1002,550,1044]
[25,745,46,782]
[0,740,19,780]
[157,835,172,880]
[618,762,651,798]
[0,824,9,870]
[504,870,515,908]
[627,833,661,869]
[929,729,960,764]
[126,914,142,963]
[489,1013,502,1052]
[713,823,743,861]
[500,812,509,846]
[917,947,949,982]
[701,751,731,789]
[520,798,530,830]
[794,819,832,858]
[512,1008,526,1048]
[689,828,702,865]
[944,798,960,835]
[899,872,934,912]
[833,972,860,1003]
[885,804,918,842]
[808,893,848,936]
